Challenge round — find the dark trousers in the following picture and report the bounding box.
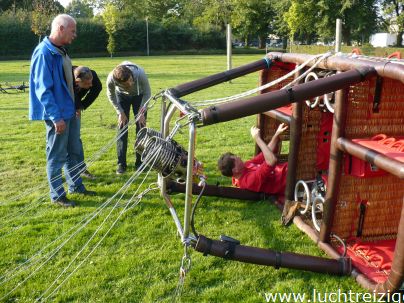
[116,93,144,167]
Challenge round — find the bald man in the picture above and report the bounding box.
[29,14,95,207]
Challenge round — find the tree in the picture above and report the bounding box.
[284,0,318,45]
[316,0,378,45]
[272,0,292,48]
[65,0,93,18]
[31,0,63,43]
[381,0,404,46]
[192,0,233,31]
[0,0,33,12]
[232,0,276,48]
[102,2,120,56]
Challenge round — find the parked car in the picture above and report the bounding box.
[232,42,245,48]
[266,42,283,48]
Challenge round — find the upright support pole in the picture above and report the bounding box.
[183,122,196,242]
[335,19,342,53]
[226,24,232,79]
[146,17,150,56]
[284,67,303,200]
[159,96,167,194]
[319,83,349,243]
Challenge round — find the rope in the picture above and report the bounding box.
[2,93,160,207]
[192,53,333,107]
[281,52,333,89]
[0,144,160,296]
[37,146,162,301]
[1,149,160,300]
[0,93,162,242]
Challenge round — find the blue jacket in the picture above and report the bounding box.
[29,37,75,122]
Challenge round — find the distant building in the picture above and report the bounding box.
[369,33,402,47]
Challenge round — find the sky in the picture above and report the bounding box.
[58,0,72,8]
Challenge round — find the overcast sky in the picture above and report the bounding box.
[58,0,72,8]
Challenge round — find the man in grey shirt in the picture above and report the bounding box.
[106,61,151,174]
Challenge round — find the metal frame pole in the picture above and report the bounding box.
[227,24,232,83]
[157,96,185,238]
[183,122,196,242]
[146,17,150,56]
[335,19,342,53]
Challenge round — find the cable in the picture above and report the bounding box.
[37,145,162,301]
[190,180,207,238]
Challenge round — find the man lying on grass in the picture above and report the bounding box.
[217,123,288,196]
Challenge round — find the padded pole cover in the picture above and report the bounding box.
[194,235,351,276]
[166,181,267,201]
[336,137,404,179]
[169,59,269,98]
[201,67,377,126]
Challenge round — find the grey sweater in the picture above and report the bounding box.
[106,61,151,114]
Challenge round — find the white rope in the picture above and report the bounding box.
[37,147,162,301]
[3,94,158,206]
[0,144,160,300]
[192,53,332,107]
[0,95,160,242]
[0,193,117,285]
[281,52,333,89]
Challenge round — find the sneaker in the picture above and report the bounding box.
[116,164,126,175]
[81,169,96,180]
[52,196,76,208]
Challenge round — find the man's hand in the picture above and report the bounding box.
[76,109,81,118]
[275,123,288,136]
[137,112,146,127]
[118,112,128,128]
[250,126,260,140]
[54,119,66,134]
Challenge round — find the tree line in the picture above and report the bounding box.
[0,0,403,58]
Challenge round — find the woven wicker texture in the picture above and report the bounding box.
[331,175,403,239]
[296,107,322,180]
[260,65,324,180]
[259,65,293,163]
[257,58,404,290]
[260,64,404,240]
[345,77,404,138]
[330,75,404,239]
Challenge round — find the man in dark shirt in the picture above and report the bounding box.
[73,66,102,179]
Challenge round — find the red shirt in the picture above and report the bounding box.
[232,153,288,195]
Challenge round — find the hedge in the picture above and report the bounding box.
[0,16,225,60]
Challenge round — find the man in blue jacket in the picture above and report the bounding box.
[29,14,95,207]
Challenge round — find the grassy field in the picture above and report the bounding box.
[0,55,366,302]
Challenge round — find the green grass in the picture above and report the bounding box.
[0,55,366,302]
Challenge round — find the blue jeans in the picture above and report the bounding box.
[76,117,86,172]
[45,117,86,201]
[116,93,144,167]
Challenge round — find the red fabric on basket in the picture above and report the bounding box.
[336,239,396,283]
[276,105,293,116]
